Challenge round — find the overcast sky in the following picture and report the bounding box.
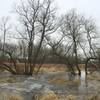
[0,0,100,26]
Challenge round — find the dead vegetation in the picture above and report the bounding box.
[48,76,80,86]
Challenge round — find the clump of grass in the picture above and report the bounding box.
[57,94,77,100]
[38,64,67,72]
[0,77,17,83]
[87,76,100,81]
[87,72,100,81]
[48,76,80,85]
[32,89,58,100]
[86,94,100,100]
[9,95,23,100]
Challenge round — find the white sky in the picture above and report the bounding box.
[0,0,100,26]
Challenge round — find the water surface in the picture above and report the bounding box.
[0,71,99,100]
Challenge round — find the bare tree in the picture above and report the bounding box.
[83,18,98,74]
[48,38,76,75]
[84,18,97,57]
[15,0,57,75]
[0,43,18,74]
[0,17,21,74]
[0,17,11,58]
[60,10,85,75]
[18,40,27,60]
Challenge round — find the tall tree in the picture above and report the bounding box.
[60,10,85,75]
[15,0,57,75]
[84,18,98,74]
[0,17,11,58]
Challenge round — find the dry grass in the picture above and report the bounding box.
[48,76,69,85]
[85,94,100,100]
[9,95,23,100]
[58,94,100,100]
[48,76,80,85]
[64,95,77,100]
[0,77,17,83]
[39,64,85,72]
[38,64,67,72]
[0,63,85,73]
[87,76,100,81]
[87,71,100,81]
[33,89,58,100]
[0,93,23,100]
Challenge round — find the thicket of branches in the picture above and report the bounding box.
[0,0,99,75]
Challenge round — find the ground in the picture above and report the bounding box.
[0,64,99,100]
